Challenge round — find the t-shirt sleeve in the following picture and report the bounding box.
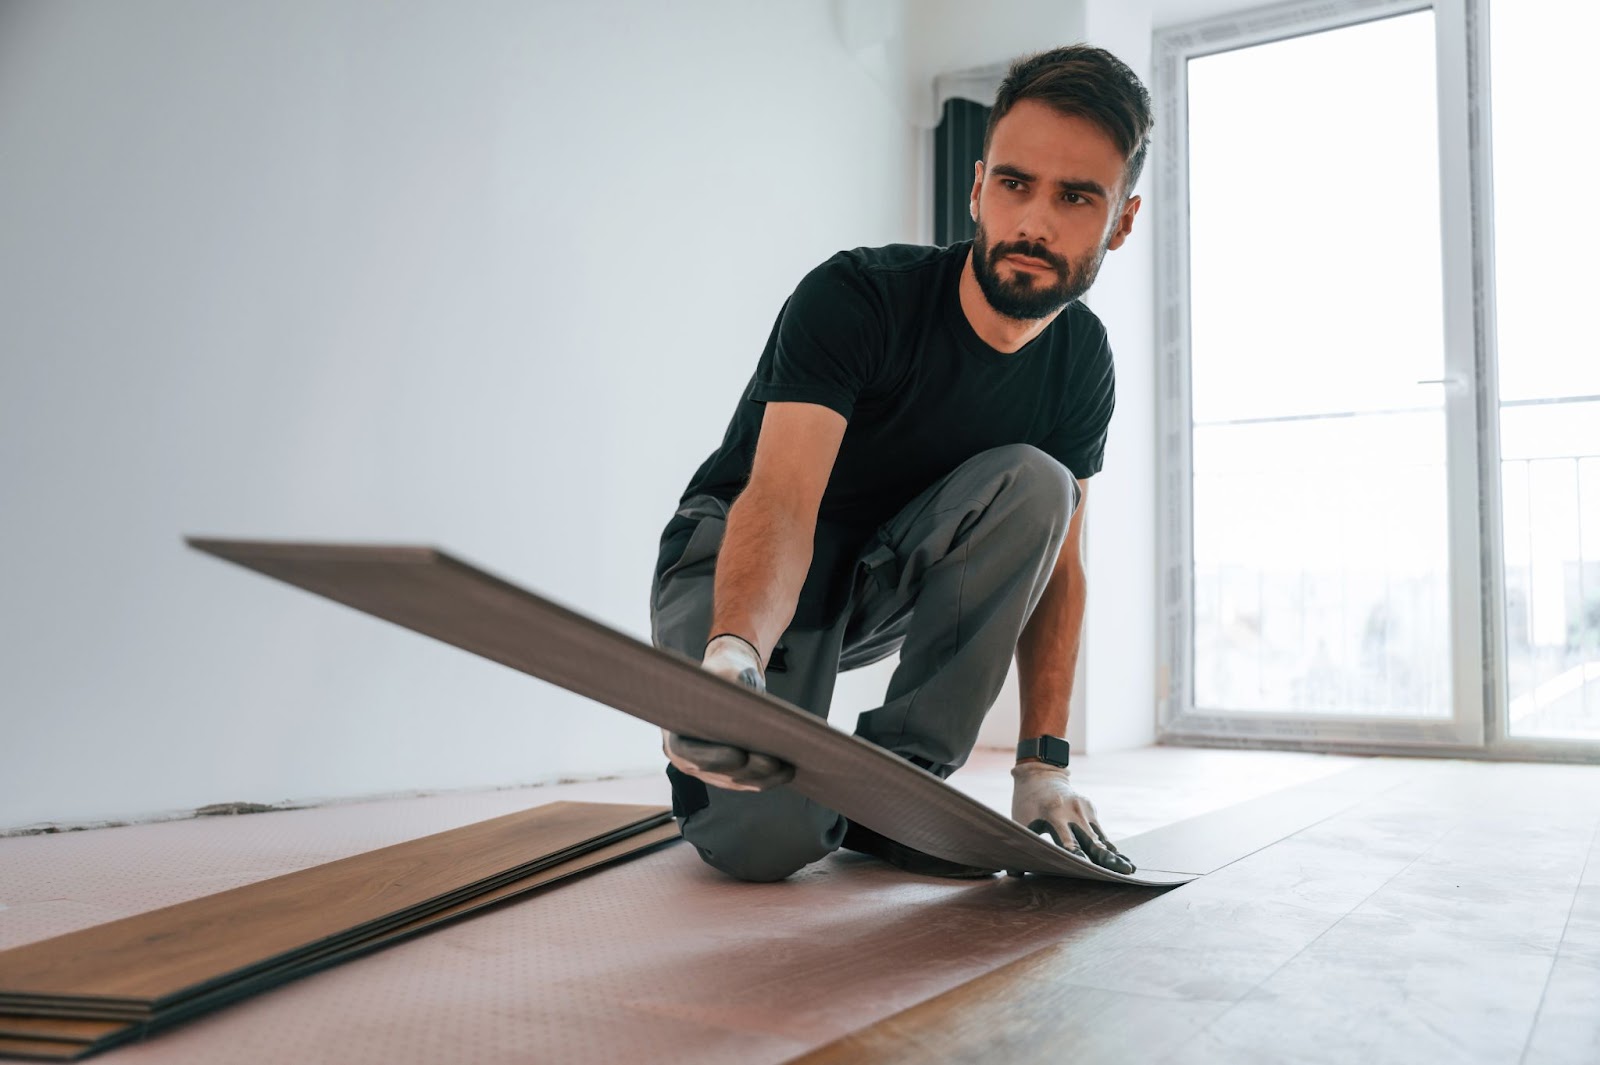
[1038,320,1116,480]
[746,254,884,420]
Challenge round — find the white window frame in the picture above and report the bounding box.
[1151,0,1597,760]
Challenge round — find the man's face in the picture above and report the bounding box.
[969,99,1140,321]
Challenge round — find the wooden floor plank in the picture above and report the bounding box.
[790,760,1600,1065]
[1522,949,1600,1065]
[1163,821,1593,1063]
[1522,820,1600,1065]
[0,1037,85,1062]
[0,821,680,1053]
[0,1017,109,1043]
[184,538,1192,886]
[796,949,1232,1065]
[111,820,686,1038]
[1111,758,1410,875]
[0,802,664,1006]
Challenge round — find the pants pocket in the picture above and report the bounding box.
[658,500,728,586]
[842,535,908,650]
[650,495,730,653]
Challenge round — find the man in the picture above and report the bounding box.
[649,44,1150,882]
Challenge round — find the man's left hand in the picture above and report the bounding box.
[1011,762,1135,874]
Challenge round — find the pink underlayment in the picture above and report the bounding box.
[0,747,1362,1064]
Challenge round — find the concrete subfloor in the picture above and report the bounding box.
[1,746,1593,1064]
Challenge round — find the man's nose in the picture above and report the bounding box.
[1011,205,1054,250]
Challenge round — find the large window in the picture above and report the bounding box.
[1156,0,1598,758]
[1187,11,1451,720]
[1490,1,1600,741]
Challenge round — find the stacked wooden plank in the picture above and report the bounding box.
[0,801,676,1061]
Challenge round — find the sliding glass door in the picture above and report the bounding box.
[1155,0,1494,751]
[1489,1,1600,744]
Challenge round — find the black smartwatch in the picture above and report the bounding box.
[1016,735,1071,767]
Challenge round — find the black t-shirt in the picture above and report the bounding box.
[664,239,1116,626]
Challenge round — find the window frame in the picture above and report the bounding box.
[1149,0,1594,760]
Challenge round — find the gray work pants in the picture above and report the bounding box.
[648,443,1080,882]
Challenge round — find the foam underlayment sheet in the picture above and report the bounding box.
[186,539,1196,888]
[0,804,671,1016]
[0,816,680,1061]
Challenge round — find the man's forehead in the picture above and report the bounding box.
[987,101,1124,183]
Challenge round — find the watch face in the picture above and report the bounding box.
[1039,735,1070,766]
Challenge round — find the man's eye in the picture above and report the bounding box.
[1063,192,1085,204]
[1001,179,1024,191]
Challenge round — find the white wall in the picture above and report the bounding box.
[0,0,920,829]
[1081,0,1160,753]
[0,0,1164,830]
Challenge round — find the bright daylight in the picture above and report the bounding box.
[0,2,1595,1063]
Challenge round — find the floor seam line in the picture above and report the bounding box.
[1151,805,1467,1064]
[1517,813,1600,1065]
[1165,768,1415,880]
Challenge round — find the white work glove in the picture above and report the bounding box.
[661,634,795,793]
[1011,762,1135,874]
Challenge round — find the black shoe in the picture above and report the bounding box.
[839,820,999,879]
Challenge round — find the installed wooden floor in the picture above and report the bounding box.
[797,758,1600,1065]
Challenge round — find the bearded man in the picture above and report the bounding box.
[650,44,1151,882]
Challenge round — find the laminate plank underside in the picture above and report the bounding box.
[792,759,1600,1065]
[183,538,1193,887]
[0,804,676,1061]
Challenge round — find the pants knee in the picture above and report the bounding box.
[680,808,843,883]
[979,444,1078,531]
[1006,443,1077,507]
[685,829,830,883]
[691,841,815,883]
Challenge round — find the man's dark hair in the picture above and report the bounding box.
[981,44,1154,199]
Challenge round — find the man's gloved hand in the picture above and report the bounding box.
[1011,762,1135,874]
[661,634,795,793]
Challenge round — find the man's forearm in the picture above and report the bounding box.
[1014,563,1087,743]
[709,488,814,663]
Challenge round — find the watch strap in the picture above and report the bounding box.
[1016,734,1071,767]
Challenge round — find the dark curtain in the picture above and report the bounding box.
[934,97,989,246]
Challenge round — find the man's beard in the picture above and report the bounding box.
[970,217,1107,321]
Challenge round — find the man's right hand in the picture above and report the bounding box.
[661,634,795,792]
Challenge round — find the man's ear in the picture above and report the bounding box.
[1106,194,1141,251]
[970,159,984,220]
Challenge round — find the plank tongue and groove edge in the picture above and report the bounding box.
[0,802,668,1007]
[184,538,1195,887]
[0,1040,80,1062]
